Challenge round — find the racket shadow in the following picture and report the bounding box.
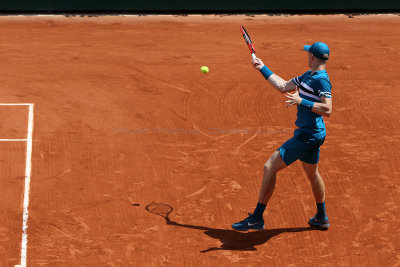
[145,203,323,253]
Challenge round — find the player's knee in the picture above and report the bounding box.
[264,158,278,172]
[264,160,273,172]
[264,151,282,172]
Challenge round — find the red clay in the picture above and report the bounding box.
[0,14,399,266]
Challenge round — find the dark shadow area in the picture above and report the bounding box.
[145,203,325,253]
[167,217,323,253]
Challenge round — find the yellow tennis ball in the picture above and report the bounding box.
[201,66,209,74]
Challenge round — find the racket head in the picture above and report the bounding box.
[240,26,256,54]
[145,203,173,218]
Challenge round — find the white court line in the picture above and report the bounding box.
[3,104,34,267]
[0,103,32,106]
[0,139,27,141]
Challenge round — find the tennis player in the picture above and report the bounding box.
[232,42,332,231]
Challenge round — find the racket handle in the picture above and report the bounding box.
[251,53,256,60]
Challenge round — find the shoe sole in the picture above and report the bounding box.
[232,224,265,231]
[308,221,330,229]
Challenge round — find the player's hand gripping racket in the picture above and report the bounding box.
[240,26,256,60]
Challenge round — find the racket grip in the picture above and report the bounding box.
[251,53,256,60]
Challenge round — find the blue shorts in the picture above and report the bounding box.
[278,133,325,166]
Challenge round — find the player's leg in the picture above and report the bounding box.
[258,150,288,204]
[301,161,330,229]
[256,136,308,207]
[232,150,287,231]
[301,161,325,203]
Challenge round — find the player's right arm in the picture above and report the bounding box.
[252,57,296,93]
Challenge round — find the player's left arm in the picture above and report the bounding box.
[311,96,332,117]
[285,91,332,117]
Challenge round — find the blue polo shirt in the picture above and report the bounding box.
[291,70,332,141]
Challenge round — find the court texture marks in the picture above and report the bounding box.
[0,14,399,266]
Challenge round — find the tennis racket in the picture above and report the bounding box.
[145,203,173,221]
[240,26,256,60]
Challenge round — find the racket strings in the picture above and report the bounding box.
[146,203,173,216]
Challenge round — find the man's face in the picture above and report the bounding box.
[308,52,313,68]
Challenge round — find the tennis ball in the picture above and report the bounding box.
[201,66,209,74]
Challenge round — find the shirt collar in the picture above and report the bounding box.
[310,69,326,76]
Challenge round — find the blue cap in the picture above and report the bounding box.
[303,42,330,60]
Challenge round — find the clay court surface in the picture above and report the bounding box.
[0,14,399,266]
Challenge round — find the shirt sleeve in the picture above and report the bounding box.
[315,78,332,99]
[291,76,302,87]
[291,71,309,87]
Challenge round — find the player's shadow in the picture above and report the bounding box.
[149,204,324,253]
[166,217,320,253]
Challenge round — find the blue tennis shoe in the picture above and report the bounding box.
[308,215,330,229]
[232,213,264,231]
